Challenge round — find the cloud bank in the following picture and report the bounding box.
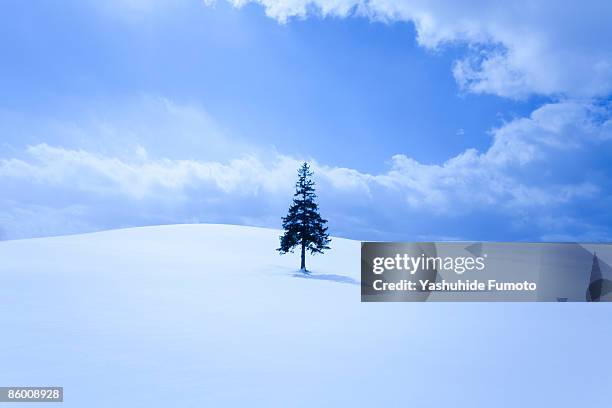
[1,99,610,240]
[220,0,612,99]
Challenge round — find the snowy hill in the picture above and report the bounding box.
[0,224,609,407]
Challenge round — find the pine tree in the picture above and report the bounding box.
[278,162,331,272]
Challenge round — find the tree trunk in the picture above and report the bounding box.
[300,241,306,271]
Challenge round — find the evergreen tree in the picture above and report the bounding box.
[278,162,331,272]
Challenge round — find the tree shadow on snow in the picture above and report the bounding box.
[292,272,359,285]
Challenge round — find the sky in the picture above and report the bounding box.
[0,0,611,241]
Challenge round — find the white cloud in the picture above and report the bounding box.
[1,100,609,239]
[216,0,612,99]
[369,101,608,210]
[0,144,298,199]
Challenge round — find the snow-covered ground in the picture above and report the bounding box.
[0,224,609,407]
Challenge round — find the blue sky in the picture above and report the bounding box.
[0,0,611,241]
